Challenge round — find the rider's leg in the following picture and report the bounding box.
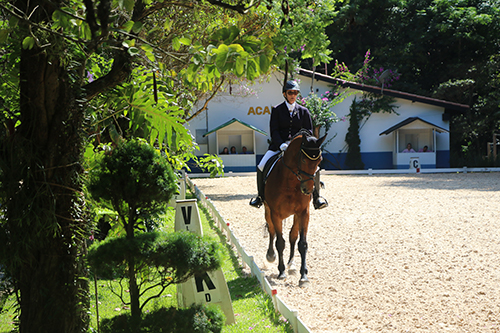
[249,167,265,208]
[250,150,277,208]
[312,171,328,210]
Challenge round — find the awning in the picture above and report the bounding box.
[203,118,267,137]
[379,117,449,136]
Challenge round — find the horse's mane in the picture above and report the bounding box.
[291,129,313,141]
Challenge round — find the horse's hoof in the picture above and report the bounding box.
[299,278,310,288]
[266,253,276,263]
[277,272,286,280]
[287,263,297,275]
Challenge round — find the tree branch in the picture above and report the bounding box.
[81,50,132,101]
[186,77,225,121]
[205,0,259,13]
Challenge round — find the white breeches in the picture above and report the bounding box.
[257,150,279,171]
[257,140,291,171]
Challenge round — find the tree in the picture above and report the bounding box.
[344,99,365,170]
[87,139,223,327]
[325,0,500,165]
[0,0,338,331]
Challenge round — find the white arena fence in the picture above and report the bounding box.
[189,166,500,178]
[186,176,312,333]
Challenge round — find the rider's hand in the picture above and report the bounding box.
[280,143,288,151]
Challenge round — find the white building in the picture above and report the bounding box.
[186,69,469,172]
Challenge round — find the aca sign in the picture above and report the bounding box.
[247,106,271,115]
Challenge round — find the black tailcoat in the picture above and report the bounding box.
[268,101,313,151]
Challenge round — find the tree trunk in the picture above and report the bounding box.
[313,126,321,138]
[126,206,141,323]
[2,39,88,332]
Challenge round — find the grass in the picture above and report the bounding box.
[0,191,292,333]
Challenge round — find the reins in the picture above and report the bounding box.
[282,140,322,187]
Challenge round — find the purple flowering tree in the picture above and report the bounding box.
[297,89,348,138]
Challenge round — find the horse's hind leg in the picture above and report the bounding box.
[266,234,275,262]
[275,230,286,279]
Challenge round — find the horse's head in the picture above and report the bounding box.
[284,131,326,195]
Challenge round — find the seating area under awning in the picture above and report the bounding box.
[380,117,449,169]
[203,118,267,171]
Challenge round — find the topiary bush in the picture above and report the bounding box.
[99,304,225,333]
[87,139,222,328]
[87,231,222,284]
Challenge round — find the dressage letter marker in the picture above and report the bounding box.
[410,157,421,174]
[169,171,186,208]
[175,199,235,324]
[175,199,202,235]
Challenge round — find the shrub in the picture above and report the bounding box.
[99,304,225,333]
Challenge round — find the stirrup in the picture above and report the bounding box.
[249,196,263,208]
[313,196,328,210]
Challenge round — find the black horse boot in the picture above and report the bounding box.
[249,168,265,208]
[312,172,328,210]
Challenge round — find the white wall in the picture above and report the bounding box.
[186,72,450,157]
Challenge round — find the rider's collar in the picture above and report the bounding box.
[285,101,296,112]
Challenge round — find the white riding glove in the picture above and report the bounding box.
[280,143,288,151]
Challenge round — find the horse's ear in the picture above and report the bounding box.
[317,134,327,146]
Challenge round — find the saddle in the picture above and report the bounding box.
[263,152,283,182]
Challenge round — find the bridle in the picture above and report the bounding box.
[282,141,322,188]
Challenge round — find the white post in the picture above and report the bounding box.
[175,199,236,324]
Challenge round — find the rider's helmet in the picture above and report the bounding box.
[282,80,300,93]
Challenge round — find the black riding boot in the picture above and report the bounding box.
[312,172,328,210]
[249,168,265,208]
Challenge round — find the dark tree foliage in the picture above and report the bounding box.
[88,231,223,323]
[344,99,365,170]
[88,232,222,283]
[100,304,225,333]
[326,0,500,166]
[88,139,178,224]
[87,139,180,322]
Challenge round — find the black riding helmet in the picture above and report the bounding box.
[283,80,300,103]
[282,80,300,93]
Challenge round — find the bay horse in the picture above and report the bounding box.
[263,130,326,287]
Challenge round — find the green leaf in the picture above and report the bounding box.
[235,56,246,76]
[164,18,172,31]
[246,59,258,80]
[141,44,153,53]
[215,44,229,70]
[128,47,140,56]
[179,37,192,45]
[172,37,180,51]
[132,22,143,34]
[259,54,270,73]
[8,16,19,28]
[121,21,134,33]
[0,29,9,43]
[123,0,135,12]
[226,26,240,43]
[228,44,244,53]
[22,36,35,50]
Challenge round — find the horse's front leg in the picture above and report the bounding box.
[275,229,286,279]
[268,209,286,279]
[297,210,310,287]
[265,205,276,263]
[298,230,309,287]
[287,216,300,272]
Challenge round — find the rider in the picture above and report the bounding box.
[249,80,328,210]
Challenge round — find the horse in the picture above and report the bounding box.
[263,130,326,287]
